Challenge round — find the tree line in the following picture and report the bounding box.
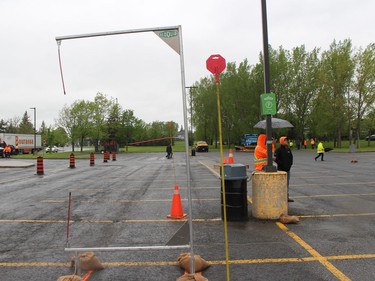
[1,39,373,150]
[192,39,374,148]
[0,93,179,152]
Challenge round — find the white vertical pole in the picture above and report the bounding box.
[178,25,195,275]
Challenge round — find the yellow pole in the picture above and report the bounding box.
[216,79,230,281]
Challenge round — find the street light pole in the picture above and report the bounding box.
[185,86,197,146]
[30,107,36,154]
[261,0,277,172]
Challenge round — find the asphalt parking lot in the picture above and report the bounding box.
[0,149,374,280]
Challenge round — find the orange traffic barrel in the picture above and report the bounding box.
[112,151,116,161]
[69,153,75,168]
[36,156,44,175]
[90,153,95,166]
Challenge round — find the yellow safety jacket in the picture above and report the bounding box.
[317,142,324,153]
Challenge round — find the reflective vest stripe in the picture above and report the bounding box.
[254,158,267,164]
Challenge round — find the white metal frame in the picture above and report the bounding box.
[56,25,195,272]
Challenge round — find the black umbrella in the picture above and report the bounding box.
[254,117,294,129]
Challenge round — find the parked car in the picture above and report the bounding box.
[365,135,375,141]
[195,141,209,152]
[45,146,59,153]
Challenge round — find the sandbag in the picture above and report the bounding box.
[177,253,210,272]
[176,273,208,281]
[279,213,300,224]
[79,251,104,271]
[57,275,82,281]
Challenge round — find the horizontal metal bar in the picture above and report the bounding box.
[55,25,180,41]
[64,244,190,252]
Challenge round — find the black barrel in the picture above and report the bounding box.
[191,148,196,156]
[220,164,248,221]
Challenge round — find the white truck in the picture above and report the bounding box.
[0,133,42,154]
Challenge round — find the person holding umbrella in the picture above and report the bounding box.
[274,136,294,202]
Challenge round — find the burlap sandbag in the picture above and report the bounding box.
[57,275,82,281]
[176,273,208,281]
[79,251,104,271]
[177,253,210,272]
[279,213,300,224]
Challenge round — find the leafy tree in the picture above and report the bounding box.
[90,93,111,152]
[71,100,93,151]
[18,111,34,134]
[193,77,218,146]
[54,127,69,146]
[120,109,140,151]
[6,117,20,133]
[45,127,55,148]
[313,39,355,147]
[285,46,321,142]
[220,60,260,147]
[57,104,79,151]
[39,121,48,146]
[0,119,7,133]
[106,102,122,142]
[269,46,292,114]
[352,43,375,147]
[363,107,375,146]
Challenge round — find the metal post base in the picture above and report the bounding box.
[263,165,277,172]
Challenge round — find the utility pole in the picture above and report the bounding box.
[30,107,36,154]
[185,86,197,146]
[261,0,277,172]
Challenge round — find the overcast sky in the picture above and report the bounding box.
[1,0,374,130]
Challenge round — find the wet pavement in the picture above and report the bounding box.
[0,150,374,280]
[0,159,34,168]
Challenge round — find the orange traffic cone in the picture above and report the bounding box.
[223,157,227,164]
[228,149,234,164]
[167,185,187,219]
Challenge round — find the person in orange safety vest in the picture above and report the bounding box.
[4,145,11,158]
[254,134,268,171]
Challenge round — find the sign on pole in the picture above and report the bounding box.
[260,93,276,116]
[206,54,226,82]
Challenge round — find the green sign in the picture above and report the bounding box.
[260,93,277,115]
[159,30,178,38]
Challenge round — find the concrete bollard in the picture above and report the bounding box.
[251,171,288,219]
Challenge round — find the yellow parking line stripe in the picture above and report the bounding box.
[41,198,220,203]
[276,222,351,281]
[299,213,375,218]
[0,218,223,224]
[294,175,353,179]
[198,161,220,177]
[292,181,375,187]
[327,254,375,260]
[40,192,375,204]
[1,254,375,267]
[0,219,66,223]
[0,262,70,267]
[4,212,375,224]
[293,192,375,199]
